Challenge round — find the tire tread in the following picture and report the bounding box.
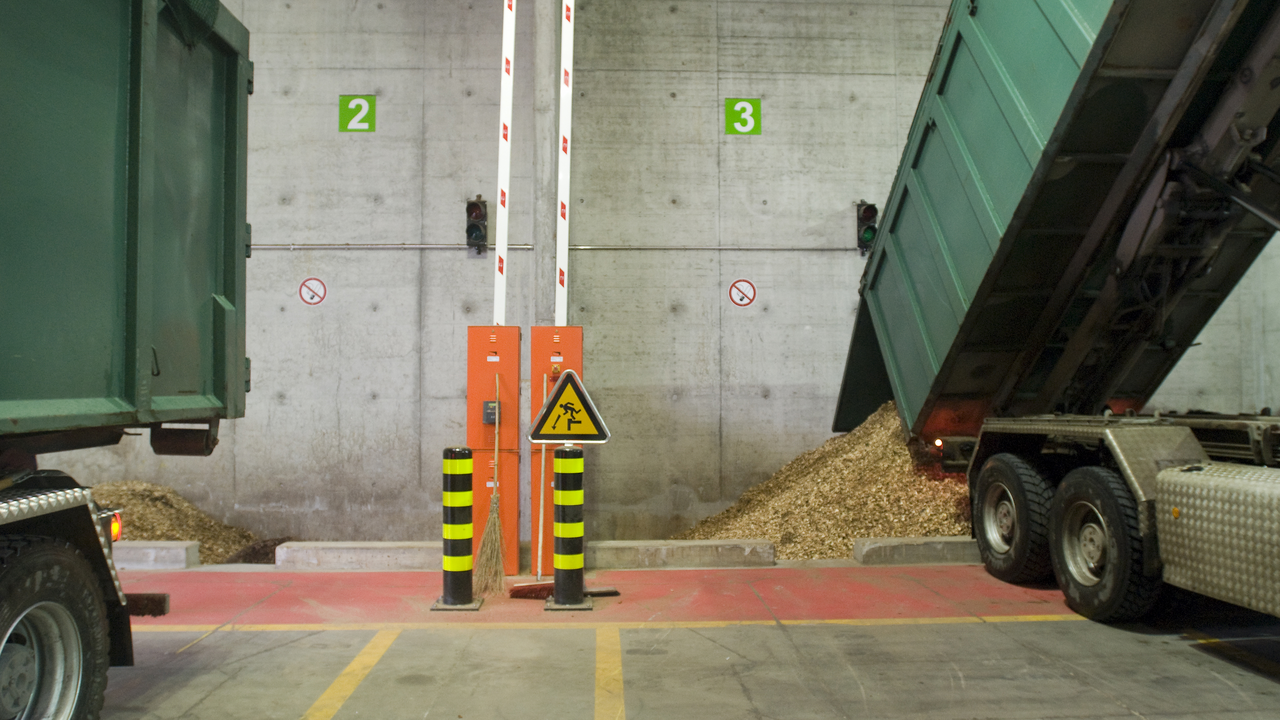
[1008,454,1054,583]
[1050,468,1162,622]
[1094,469,1162,621]
[976,453,1054,583]
[0,533,109,720]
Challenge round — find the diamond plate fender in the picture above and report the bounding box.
[0,485,128,606]
[1157,462,1280,617]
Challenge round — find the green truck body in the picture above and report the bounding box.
[0,2,250,714]
[1,0,250,452]
[835,0,1278,441]
[834,0,1280,623]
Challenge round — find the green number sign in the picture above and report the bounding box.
[339,95,377,132]
[725,98,761,135]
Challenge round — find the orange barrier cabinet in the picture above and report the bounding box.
[466,326,521,575]
[529,326,582,577]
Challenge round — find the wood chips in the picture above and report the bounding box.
[674,401,971,559]
[90,481,257,565]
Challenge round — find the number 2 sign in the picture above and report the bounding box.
[725,98,761,135]
[339,95,377,132]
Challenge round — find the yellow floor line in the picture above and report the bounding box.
[133,625,221,632]
[595,627,626,720]
[131,614,1083,634]
[174,627,219,654]
[1186,630,1280,677]
[978,614,1088,623]
[300,630,400,720]
[782,616,983,627]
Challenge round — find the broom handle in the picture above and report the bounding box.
[493,374,500,498]
[536,373,548,580]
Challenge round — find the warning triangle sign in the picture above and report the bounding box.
[530,369,610,443]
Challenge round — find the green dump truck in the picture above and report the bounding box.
[0,1,250,714]
[835,0,1280,621]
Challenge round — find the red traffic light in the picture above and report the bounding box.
[465,196,488,249]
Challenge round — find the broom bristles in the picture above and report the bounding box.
[473,497,504,596]
[509,582,554,600]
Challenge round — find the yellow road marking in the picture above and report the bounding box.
[970,614,1089,623]
[300,630,400,720]
[595,627,625,720]
[174,628,219,654]
[1186,630,1280,676]
[782,616,982,627]
[131,613,1083,633]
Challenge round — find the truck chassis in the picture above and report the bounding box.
[967,413,1280,620]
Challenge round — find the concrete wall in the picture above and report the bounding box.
[52,0,1277,545]
[52,0,545,542]
[1149,237,1280,415]
[571,0,950,537]
[47,0,950,543]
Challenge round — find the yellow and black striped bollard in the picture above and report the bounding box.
[432,447,483,611]
[548,445,591,609]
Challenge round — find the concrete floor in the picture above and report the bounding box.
[104,565,1280,719]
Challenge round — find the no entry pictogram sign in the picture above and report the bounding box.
[729,279,756,307]
[300,278,327,306]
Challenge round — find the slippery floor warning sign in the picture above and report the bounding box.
[530,369,609,443]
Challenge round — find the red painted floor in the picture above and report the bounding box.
[120,565,1074,627]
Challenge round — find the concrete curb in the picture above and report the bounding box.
[112,541,200,570]
[852,536,980,565]
[275,541,442,570]
[112,537,979,570]
[587,539,775,569]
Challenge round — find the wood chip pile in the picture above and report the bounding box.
[224,537,294,564]
[674,401,970,559]
[90,481,257,565]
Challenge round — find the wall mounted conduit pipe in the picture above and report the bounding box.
[250,244,855,251]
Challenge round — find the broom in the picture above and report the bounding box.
[511,375,554,600]
[508,408,617,600]
[472,374,505,596]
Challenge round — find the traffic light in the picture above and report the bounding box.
[856,201,878,255]
[466,195,488,254]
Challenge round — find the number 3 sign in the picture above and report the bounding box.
[725,98,761,135]
[339,95,377,132]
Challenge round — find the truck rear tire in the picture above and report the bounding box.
[974,453,1053,583]
[1049,467,1161,622]
[0,536,109,720]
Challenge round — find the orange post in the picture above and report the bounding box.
[529,326,583,578]
[467,326,521,576]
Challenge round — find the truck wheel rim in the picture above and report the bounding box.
[1062,501,1108,587]
[982,482,1017,554]
[0,603,82,720]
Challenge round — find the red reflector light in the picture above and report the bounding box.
[110,512,122,542]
